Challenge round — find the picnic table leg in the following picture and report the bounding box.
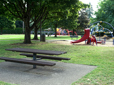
[33,53,36,68]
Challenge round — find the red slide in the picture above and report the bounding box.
[87,35,97,44]
[71,29,90,43]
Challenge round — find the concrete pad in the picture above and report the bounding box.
[0,61,97,85]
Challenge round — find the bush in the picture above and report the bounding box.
[95,31,104,36]
[2,28,23,34]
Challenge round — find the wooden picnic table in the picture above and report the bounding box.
[3,48,69,68]
[5,48,67,55]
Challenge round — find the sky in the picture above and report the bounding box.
[79,0,100,12]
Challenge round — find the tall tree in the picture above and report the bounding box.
[77,8,90,31]
[94,0,114,30]
[86,3,94,18]
[32,0,82,39]
[0,0,80,43]
[41,1,88,37]
[59,3,90,32]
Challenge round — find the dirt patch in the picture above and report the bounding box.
[50,40,114,47]
[50,40,72,45]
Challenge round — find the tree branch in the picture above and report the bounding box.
[3,5,20,18]
[10,1,22,19]
[3,1,22,19]
[30,7,47,30]
[17,0,25,20]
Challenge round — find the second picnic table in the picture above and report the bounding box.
[0,48,70,69]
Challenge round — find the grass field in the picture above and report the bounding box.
[0,34,81,40]
[0,34,114,85]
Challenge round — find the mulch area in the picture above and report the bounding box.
[49,39,114,47]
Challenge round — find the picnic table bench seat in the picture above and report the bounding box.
[20,53,70,61]
[0,57,56,66]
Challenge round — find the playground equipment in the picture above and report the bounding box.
[91,25,110,44]
[87,35,97,44]
[56,28,78,36]
[56,28,67,35]
[71,28,105,45]
[71,28,90,43]
[56,28,61,35]
[89,21,114,45]
[71,21,114,45]
[71,28,98,45]
[91,25,113,37]
[66,29,77,35]
[90,24,103,41]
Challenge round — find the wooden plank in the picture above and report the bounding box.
[0,57,56,66]
[20,53,70,60]
[6,48,67,55]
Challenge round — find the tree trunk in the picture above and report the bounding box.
[0,28,3,35]
[23,19,31,44]
[54,28,57,37]
[24,28,31,44]
[54,24,57,37]
[73,29,75,36]
[33,28,39,40]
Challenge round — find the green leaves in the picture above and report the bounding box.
[0,0,90,42]
[95,0,114,30]
[44,0,87,30]
[0,16,16,34]
[0,16,15,29]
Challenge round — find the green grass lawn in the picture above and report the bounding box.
[0,34,114,85]
[0,34,81,40]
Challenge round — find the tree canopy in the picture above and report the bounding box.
[41,1,89,35]
[0,16,15,34]
[94,0,114,30]
[77,8,90,31]
[0,0,82,43]
[86,3,94,18]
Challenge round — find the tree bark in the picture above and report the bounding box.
[54,24,57,37]
[73,29,75,36]
[0,28,3,35]
[33,28,39,40]
[23,19,31,44]
[54,27,57,37]
[24,28,31,44]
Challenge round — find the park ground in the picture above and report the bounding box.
[0,34,114,85]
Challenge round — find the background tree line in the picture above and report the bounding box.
[0,0,90,43]
[91,0,114,31]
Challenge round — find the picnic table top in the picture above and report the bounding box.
[5,48,67,55]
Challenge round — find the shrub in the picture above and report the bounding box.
[2,28,23,34]
[95,31,104,36]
